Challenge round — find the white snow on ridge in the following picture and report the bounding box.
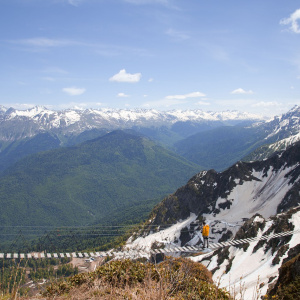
[205,211,300,300]
[267,132,300,151]
[3,107,264,125]
[128,163,298,251]
[290,211,300,248]
[8,106,54,119]
[126,213,197,252]
[63,110,81,125]
[208,166,295,225]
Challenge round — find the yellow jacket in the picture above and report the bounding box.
[202,224,209,237]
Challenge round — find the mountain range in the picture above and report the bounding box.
[1,105,300,174]
[175,105,300,170]
[126,141,300,298]
[0,106,263,139]
[0,104,300,297]
[0,106,263,172]
[0,105,299,230]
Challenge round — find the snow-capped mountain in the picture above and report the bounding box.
[244,105,300,161]
[0,106,263,141]
[263,105,300,140]
[194,207,300,299]
[126,141,300,298]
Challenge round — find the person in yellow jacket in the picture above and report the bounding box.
[202,221,210,248]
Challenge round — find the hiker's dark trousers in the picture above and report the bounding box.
[203,236,209,248]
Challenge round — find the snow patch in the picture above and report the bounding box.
[126,213,197,252]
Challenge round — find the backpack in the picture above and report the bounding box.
[202,224,209,237]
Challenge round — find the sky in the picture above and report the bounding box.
[1,0,300,117]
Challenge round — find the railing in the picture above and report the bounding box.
[0,229,299,259]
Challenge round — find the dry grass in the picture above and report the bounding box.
[1,257,232,300]
[47,278,174,299]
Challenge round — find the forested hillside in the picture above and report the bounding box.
[0,130,200,231]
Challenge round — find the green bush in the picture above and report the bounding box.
[44,257,231,299]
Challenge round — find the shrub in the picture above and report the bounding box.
[43,257,231,299]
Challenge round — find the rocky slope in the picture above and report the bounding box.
[126,141,300,298]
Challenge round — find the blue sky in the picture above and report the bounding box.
[1,0,300,116]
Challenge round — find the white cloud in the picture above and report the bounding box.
[231,88,254,95]
[42,67,69,74]
[165,91,206,100]
[148,78,154,82]
[123,0,170,5]
[68,0,84,6]
[62,87,86,96]
[109,69,141,83]
[51,101,104,110]
[5,103,37,110]
[280,9,300,33]
[143,91,206,108]
[165,28,190,41]
[196,100,210,106]
[117,92,129,97]
[252,101,282,108]
[42,77,56,81]
[122,0,179,10]
[143,98,186,108]
[16,37,76,47]
[54,0,85,6]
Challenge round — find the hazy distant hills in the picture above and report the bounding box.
[0,106,264,172]
[174,105,300,170]
[174,125,265,171]
[0,130,200,229]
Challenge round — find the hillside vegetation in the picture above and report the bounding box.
[41,257,230,300]
[174,125,266,171]
[0,131,200,233]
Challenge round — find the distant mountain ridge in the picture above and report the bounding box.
[0,105,299,173]
[0,106,265,173]
[0,105,263,141]
[175,105,300,170]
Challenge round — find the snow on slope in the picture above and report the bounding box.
[127,160,299,251]
[263,105,300,140]
[265,132,300,153]
[206,165,296,242]
[192,210,300,300]
[126,213,198,253]
[125,142,300,298]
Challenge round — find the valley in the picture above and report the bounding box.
[0,105,299,299]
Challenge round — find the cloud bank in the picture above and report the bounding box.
[165,91,206,100]
[280,9,300,33]
[62,87,86,96]
[231,88,253,95]
[117,92,130,97]
[109,69,142,83]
